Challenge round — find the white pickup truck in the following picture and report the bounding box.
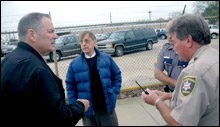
[209,25,219,39]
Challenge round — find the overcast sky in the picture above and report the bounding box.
[1,1,195,32]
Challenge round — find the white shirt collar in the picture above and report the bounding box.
[84,51,96,58]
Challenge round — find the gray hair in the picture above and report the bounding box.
[169,14,211,45]
[17,12,50,41]
[79,31,96,43]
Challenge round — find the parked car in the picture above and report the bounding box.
[43,34,81,62]
[95,32,112,42]
[1,41,18,57]
[96,28,158,56]
[1,44,7,57]
[155,28,167,40]
[209,25,219,39]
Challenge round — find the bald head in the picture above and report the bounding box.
[166,19,175,33]
[166,19,175,44]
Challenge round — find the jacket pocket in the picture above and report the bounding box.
[107,88,116,106]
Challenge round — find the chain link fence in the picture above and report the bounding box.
[48,21,168,94]
[1,17,219,95]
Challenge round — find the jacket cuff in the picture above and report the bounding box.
[76,100,85,111]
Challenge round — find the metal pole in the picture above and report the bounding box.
[148,10,151,21]
[49,11,59,77]
[182,5,186,15]
[110,12,112,24]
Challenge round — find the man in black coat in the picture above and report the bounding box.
[1,12,89,126]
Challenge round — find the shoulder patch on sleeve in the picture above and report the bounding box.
[180,76,197,97]
[155,58,158,64]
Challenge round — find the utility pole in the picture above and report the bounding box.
[148,10,152,21]
[110,12,112,24]
[49,11,59,77]
[182,5,186,15]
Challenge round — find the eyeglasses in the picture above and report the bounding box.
[80,39,93,44]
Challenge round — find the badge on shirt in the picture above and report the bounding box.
[163,56,173,65]
[180,76,197,97]
[177,61,189,68]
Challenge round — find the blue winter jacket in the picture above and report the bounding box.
[65,48,122,116]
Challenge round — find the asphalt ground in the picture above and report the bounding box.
[76,96,170,126]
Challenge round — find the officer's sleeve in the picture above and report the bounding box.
[170,73,209,126]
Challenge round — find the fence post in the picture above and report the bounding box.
[53,49,59,77]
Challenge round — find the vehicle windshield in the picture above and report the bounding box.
[55,36,65,44]
[109,31,126,39]
[212,25,219,29]
[101,33,110,38]
[8,41,18,45]
[96,33,110,38]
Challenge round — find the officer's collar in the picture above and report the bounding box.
[168,43,174,50]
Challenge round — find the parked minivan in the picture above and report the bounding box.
[96,28,158,56]
[43,34,81,62]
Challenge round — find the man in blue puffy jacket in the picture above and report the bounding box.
[65,31,122,126]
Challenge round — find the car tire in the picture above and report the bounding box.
[211,33,217,39]
[146,41,153,50]
[50,51,61,62]
[115,46,124,57]
[161,35,166,40]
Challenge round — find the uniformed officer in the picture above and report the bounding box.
[154,19,188,93]
[142,14,219,126]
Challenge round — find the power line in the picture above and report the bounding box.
[1,4,193,31]
[148,10,152,21]
[106,4,191,10]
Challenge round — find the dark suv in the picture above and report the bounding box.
[43,34,81,61]
[96,28,158,56]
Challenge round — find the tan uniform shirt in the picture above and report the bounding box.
[170,45,219,126]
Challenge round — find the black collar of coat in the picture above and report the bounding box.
[17,41,46,63]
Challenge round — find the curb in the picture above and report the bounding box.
[120,83,163,92]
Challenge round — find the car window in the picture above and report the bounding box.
[133,29,144,37]
[212,25,219,29]
[125,30,135,39]
[95,34,102,38]
[142,28,154,37]
[161,29,166,32]
[96,33,110,40]
[55,35,77,44]
[56,36,65,44]
[109,31,126,39]
[103,33,111,38]
[69,36,77,43]
[8,41,18,45]
[144,29,150,36]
